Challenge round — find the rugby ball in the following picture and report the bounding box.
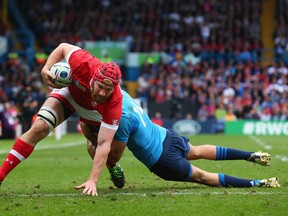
[50,62,72,87]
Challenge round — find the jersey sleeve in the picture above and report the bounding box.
[114,115,131,143]
[101,97,122,130]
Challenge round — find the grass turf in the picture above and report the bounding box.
[0,133,287,216]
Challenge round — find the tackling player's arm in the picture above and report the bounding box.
[41,43,80,88]
[106,139,126,165]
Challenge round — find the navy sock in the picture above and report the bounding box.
[216,146,253,160]
[218,173,256,187]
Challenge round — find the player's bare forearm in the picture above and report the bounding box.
[44,44,66,70]
[43,43,78,70]
[74,139,111,196]
[88,140,111,183]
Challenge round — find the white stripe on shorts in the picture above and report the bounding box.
[51,88,102,123]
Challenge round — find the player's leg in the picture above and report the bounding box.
[187,143,271,166]
[106,140,126,188]
[187,165,280,188]
[81,122,125,162]
[80,122,99,159]
[0,97,66,184]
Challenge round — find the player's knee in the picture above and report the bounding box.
[80,122,89,134]
[188,146,201,159]
[37,106,58,132]
[191,167,206,183]
[26,119,51,139]
[87,140,96,149]
[80,123,99,141]
[81,124,92,139]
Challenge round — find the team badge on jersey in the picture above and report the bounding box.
[74,80,87,91]
[112,119,119,126]
[91,101,97,107]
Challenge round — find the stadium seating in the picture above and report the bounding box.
[0,0,287,137]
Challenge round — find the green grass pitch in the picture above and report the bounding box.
[0,133,287,216]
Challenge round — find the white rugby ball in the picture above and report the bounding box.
[50,62,72,87]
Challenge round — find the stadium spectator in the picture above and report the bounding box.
[206,98,216,120]
[35,49,48,65]
[214,101,227,132]
[136,64,152,100]
[222,80,235,105]
[184,47,201,66]
[259,106,272,121]
[100,50,112,63]
[224,103,237,122]
[197,104,209,122]
[234,103,245,120]
[185,113,193,120]
[0,102,18,139]
[281,105,288,120]
[7,48,20,66]
[78,90,279,196]
[0,43,125,195]
[151,111,163,126]
[246,107,260,120]
[271,102,286,120]
[16,86,39,133]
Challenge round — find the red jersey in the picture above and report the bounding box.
[67,49,122,126]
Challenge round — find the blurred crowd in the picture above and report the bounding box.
[0,58,47,138]
[16,0,262,56]
[1,0,288,138]
[274,0,288,62]
[138,55,288,122]
[134,0,287,122]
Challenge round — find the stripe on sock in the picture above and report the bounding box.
[216,146,227,160]
[218,173,225,186]
[252,180,260,187]
[9,149,25,161]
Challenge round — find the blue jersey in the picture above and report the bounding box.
[114,90,167,168]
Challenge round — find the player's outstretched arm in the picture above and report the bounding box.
[74,126,116,196]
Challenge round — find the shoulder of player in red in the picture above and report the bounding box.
[96,86,123,126]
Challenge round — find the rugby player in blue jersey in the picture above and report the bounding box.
[76,90,279,195]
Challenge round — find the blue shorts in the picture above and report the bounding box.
[149,129,191,181]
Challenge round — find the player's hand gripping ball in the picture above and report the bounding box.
[50,62,72,87]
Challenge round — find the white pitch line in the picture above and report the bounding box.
[249,136,272,150]
[0,191,284,198]
[275,155,288,162]
[0,141,85,155]
[248,136,288,163]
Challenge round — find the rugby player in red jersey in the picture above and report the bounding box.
[0,43,124,196]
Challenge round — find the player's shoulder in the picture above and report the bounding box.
[71,48,88,56]
[114,86,123,100]
[121,90,133,101]
[70,49,101,64]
